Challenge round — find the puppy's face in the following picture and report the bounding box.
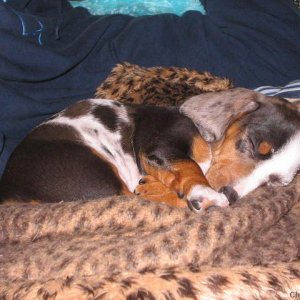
[205,122,256,192]
[181,88,300,201]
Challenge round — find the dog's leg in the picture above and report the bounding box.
[134,175,187,208]
[139,156,229,213]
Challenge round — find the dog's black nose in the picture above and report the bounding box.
[219,186,238,205]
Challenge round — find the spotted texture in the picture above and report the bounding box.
[95,62,233,106]
[2,263,300,300]
[0,176,300,298]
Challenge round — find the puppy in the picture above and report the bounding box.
[181,88,300,202]
[0,88,299,212]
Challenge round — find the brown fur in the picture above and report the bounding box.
[191,136,211,163]
[207,123,256,190]
[140,153,210,205]
[95,62,233,106]
[135,175,187,208]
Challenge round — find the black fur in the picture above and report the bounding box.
[93,105,118,131]
[0,140,122,202]
[237,97,300,160]
[132,105,198,170]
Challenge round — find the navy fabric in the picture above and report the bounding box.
[0,0,300,177]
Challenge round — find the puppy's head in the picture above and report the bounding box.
[180,88,300,201]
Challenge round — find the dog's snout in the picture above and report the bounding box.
[219,186,238,205]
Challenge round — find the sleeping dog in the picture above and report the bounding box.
[0,88,299,212]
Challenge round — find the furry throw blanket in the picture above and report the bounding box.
[1,63,300,299]
[0,178,300,299]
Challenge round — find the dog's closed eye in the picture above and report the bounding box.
[236,137,274,160]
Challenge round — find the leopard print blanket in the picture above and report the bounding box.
[1,178,300,299]
[1,64,300,299]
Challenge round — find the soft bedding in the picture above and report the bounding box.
[1,177,300,299]
[0,0,300,177]
[1,62,300,300]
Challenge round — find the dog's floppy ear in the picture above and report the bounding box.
[297,101,300,113]
[180,88,260,142]
[286,99,300,113]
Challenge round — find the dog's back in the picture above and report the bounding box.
[0,99,139,202]
[0,99,199,203]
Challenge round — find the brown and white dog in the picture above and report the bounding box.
[0,88,299,212]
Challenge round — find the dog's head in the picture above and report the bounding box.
[180,88,300,202]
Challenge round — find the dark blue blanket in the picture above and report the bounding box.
[0,0,299,177]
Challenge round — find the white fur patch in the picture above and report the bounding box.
[233,131,300,198]
[47,99,142,192]
[187,184,229,207]
[199,160,211,175]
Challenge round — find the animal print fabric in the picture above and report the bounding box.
[3,263,300,300]
[95,62,233,106]
[0,176,300,299]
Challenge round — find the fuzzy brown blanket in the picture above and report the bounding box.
[1,64,300,299]
[0,177,300,299]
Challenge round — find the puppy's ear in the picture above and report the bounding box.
[285,98,300,113]
[297,101,300,113]
[180,88,259,142]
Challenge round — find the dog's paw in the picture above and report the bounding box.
[137,175,157,185]
[134,175,171,196]
[134,176,187,208]
[187,185,229,213]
